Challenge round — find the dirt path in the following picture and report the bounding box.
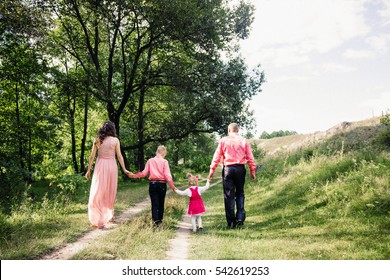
[40,197,151,260]
[41,180,221,260]
[165,180,221,260]
[165,213,193,260]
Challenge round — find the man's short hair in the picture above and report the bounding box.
[228,123,239,132]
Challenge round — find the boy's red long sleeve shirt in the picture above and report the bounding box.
[133,155,175,189]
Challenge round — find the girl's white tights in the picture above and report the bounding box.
[191,215,202,232]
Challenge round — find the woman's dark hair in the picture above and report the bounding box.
[97,121,117,144]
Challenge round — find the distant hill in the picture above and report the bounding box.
[253,117,382,155]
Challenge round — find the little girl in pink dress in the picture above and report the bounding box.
[175,174,211,232]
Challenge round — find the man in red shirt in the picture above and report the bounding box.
[208,123,256,229]
[129,145,176,227]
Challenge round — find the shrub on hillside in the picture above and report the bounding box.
[374,130,390,148]
[374,114,390,148]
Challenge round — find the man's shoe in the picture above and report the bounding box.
[237,220,244,227]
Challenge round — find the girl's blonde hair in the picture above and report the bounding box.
[186,173,199,186]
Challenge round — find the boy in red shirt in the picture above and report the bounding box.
[128,145,176,227]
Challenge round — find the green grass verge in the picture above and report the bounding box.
[71,192,186,260]
[0,180,149,259]
[188,152,390,260]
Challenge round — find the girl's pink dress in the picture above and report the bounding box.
[188,187,206,215]
[88,136,118,227]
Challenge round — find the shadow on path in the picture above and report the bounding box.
[40,197,151,260]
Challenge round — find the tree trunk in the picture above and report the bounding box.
[136,39,153,170]
[15,85,24,170]
[80,89,89,174]
[172,142,179,167]
[107,102,130,173]
[70,117,78,173]
[137,114,145,170]
[27,115,32,184]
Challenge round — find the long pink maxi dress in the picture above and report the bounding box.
[88,136,118,228]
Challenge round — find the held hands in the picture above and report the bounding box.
[126,171,134,178]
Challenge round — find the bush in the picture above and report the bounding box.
[256,158,285,181]
[0,162,30,214]
[374,129,390,148]
[251,143,266,162]
[183,156,211,173]
[49,174,89,203]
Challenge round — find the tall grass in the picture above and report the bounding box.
[2,122,389,260]
[188,139,390,259]
[71,193,186,260]
[0,179,149,259]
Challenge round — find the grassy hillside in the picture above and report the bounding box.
[254,117,382,155]
[1,117,388,260]
[189,117,390,259]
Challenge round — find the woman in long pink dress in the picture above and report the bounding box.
[85,121,129,229]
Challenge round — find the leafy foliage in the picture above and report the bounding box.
[260,130,298,139]
[375,113,390,148]
[1,0,263,213]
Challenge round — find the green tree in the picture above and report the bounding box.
[47,0,264,169]
[260,130,298,139]
[0,0,54,210]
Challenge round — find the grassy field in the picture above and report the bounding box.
[0,180,150,259]
[189,152,390,259]
[188,120,390,260]
[1,117,389,260]
[71,192,186,260]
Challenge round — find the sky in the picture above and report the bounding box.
[239,0,390,135]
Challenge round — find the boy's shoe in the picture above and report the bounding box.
[153,220,162,227]
[227,222,236,229]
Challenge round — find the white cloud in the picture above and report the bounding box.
[241,0,370,68]
[241,0,390,134]
[266,46,310,67]
[358,91,390,111]
[272,75,309,83]
[343,48,376,58]
[366,34,390,52]
[322,62,356,73]
[378,0,390,25]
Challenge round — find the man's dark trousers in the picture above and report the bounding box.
[222,164,246,227]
